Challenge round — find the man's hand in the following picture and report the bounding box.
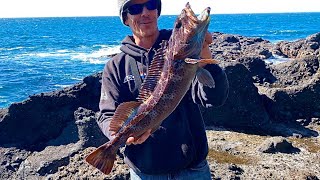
[126,129,152,145]
[200,31,213,61]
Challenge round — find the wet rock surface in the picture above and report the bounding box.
[1,32,320,179]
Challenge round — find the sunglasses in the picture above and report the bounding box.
[126,0,158,15]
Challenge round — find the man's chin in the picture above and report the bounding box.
[139,23,153,29]
[139,27,157,35]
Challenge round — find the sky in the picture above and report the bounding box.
[0,0,319,18]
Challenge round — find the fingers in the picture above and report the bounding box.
[135,129,152,144]
[126,129,152,145]
[201,31,213,60]
[201,43,212,59]
[205,31,213,44]
[126,137,135,145]
[200,50,212,60]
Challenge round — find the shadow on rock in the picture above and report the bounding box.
[0,73,103,151]
[202,60,271,135]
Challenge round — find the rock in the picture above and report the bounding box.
[257,137,300,153]
[0,148,30,179]
[202,61,271,131]
[0,73,102,149]
[259,56,320,123]
[14,144,82,178]
[311,118,320,125]
[219,34,239,43]
[275,33,320,59]
[305,174,319,180]
[306,32,320,43]
[74,107,108,148]
[236,56,276,84]
[210,32,273,60]
[1,32,320,179]
[228,164,244,175]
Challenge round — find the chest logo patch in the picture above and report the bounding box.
[123,75,135,83]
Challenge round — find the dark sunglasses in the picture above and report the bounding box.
[126,0,158,15]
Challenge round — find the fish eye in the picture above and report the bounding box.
[175,22,182,29]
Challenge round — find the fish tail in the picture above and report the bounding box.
[85,143,118,175]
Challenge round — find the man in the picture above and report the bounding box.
[97,0,229,179]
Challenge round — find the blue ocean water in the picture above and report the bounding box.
[0,13,319,108]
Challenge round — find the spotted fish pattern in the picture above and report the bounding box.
[85,3,219,175]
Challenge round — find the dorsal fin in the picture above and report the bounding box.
[109,101,141,133]
[137,40,168,101]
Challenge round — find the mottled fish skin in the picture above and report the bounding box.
[85,3,216,175]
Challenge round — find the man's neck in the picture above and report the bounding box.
[133,30,160,49]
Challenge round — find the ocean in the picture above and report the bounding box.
[0,13,319,108]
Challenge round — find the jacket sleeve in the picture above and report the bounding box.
[191,64,229,108]
[96,58,122,141]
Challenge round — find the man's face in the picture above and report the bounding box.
[124,0,159,39]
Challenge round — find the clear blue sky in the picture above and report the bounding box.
[0,0,319,18]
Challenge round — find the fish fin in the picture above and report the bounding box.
[150,122,162,134]
[138,41,168,101]
[184,58,219,64]
[85,143,117,175]
[110,101,141,133]
[184,58,198,64]
[196,68,215,88]
[198,59,220,64]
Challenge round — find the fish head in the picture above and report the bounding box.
[170,3,211,60]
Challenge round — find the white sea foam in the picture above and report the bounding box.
[22,45,120,64]
[6,47,26,51]
[93,45,121,57]
[54,84,72,88]
[0,99,8,103]
[34,52,69,57]
[70,77,83,81]
[71,45,121,64]
[265,54,292,65]
[270,30,298,34]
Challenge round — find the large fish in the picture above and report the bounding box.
[85,3,219,174]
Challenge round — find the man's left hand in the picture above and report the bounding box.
[126,129,152,145]
[199,31,213,68]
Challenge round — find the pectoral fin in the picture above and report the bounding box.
[196,68,215,88]
[109,101,141,135]
[184,58,219,65]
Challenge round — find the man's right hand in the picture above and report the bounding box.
[126,129,152,145]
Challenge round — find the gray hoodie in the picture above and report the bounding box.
[97,29,229,174]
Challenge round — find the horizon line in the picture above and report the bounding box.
[1,11,319,19]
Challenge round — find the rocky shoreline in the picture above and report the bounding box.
[1,32,319,179]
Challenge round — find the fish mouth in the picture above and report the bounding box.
[173,2,211,58]
[183,2,211,28]
[177,2,211,39]
[171,3,211,59]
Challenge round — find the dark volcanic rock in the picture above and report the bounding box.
[275,33,320,59]
[236,56,276,84]
[258,56,320,123]
[0,73,102,149]
[74,107,108,148]
[257,137,300,153]
[15,144,82,178]
[0,148,31,179]
[1,32,320,179]
[202,60,270,131]
[210,32,273,60]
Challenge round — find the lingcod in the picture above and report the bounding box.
[85,2,218,174]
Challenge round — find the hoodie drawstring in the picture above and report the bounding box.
[138,51,148,81]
